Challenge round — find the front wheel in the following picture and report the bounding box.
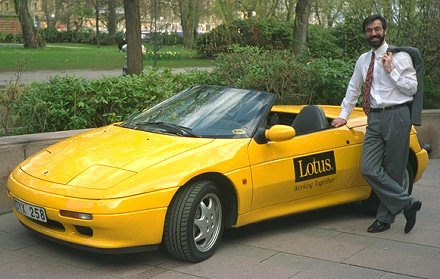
[362,162,414,216]
[164,180,224,262]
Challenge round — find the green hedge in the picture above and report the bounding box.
[195,18,294,59]
[0,29,183,46]
[306,25,344,59]
[212,45,354,105]
[11,67,217,133]
[212,46,312,104]
[38,28,125,45]
[0,32,23,44]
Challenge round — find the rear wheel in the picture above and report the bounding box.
[362,162,414,215]
[164,180,224,262]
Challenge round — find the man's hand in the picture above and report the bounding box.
[331,118,347,128]
[382,52,393,73]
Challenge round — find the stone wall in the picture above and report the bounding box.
[0,129,89,214]
[415,109,440,158]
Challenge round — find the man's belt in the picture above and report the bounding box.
[370,102,410,112]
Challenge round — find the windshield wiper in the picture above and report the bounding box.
[133,121,200,137]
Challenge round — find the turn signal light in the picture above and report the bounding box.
[60,210,93,220]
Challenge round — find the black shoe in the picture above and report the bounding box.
[367,220,391,233]
[404,200,422,233]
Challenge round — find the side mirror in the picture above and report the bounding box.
[265,125,295,142]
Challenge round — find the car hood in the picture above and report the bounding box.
[20,125,214,190]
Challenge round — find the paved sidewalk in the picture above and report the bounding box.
[1,159,439,279]
[0,70,121,85]
[0,67,213,86]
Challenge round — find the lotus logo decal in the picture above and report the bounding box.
[293,151,336,182]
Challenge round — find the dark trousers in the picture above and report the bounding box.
[361,105,414,223]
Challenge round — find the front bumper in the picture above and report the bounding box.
[7,174,177,251]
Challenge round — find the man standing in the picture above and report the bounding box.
[331,14,422,233]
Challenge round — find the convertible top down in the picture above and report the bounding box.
[8,85,429,262]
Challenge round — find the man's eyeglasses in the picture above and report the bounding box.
[365,27,383,34]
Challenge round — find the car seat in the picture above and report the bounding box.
[292,105,329,134]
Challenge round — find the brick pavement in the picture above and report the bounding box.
[1,159,439,279]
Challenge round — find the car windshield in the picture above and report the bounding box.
[121,85,274,138]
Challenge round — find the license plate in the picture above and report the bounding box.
[13,198,47,223]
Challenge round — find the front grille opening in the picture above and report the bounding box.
[74,225,93,237]
[27,217,65,232]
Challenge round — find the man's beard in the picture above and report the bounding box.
[367,35,385,48]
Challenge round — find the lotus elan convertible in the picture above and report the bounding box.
[8,85,429,262]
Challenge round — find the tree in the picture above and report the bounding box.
[214,0,281,21]
[292,0,312,56]
[41,1,93,33]
[177,0,202,49]
[213,0,237,24]
[41,0,59,29]
[91,0,105,47]
[311,0,344,27]
[237,0,281,19]
[283,0,296,21]
[13,0,46,48]
[104,0,123,40]
[123,0,143,75]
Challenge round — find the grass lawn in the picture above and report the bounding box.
[0,43,213,72]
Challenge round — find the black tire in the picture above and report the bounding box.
[362,162,414,215]
[164,180,224,262]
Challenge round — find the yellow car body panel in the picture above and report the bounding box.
[237,186,372,226]
[7,90,429,256]
[17,125,215,197]
[8,126,258,249]
[410,131,429,182]
[9,184,171,248]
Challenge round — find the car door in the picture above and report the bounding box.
[248,126,362,211]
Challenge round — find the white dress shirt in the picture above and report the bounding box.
[339,42,418,120]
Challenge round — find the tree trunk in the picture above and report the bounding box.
[95,5,101,47]
[42,0,53,29]
[179,0,201,49]
[107,0,117,40]
[123,0,143,75]
[14,0,46,48]
[292,0,312,56]
[285,0,295,21]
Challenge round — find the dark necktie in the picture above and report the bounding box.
[362,51,375,114]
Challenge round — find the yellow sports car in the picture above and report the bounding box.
[7,85,429,262]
